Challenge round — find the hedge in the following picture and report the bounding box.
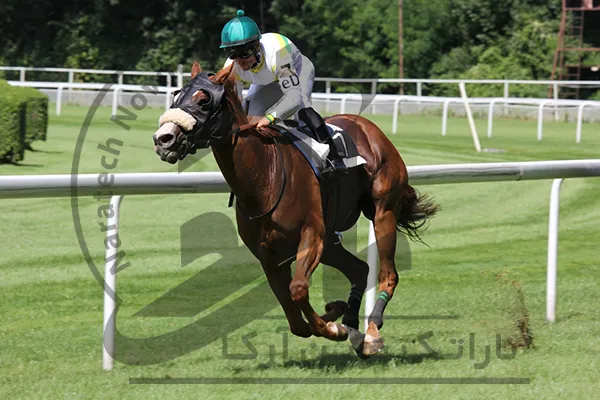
[17,86,49,145]
[0,82,27,163]
[0,80,49,163]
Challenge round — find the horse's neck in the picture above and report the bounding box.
[212,132,277,213]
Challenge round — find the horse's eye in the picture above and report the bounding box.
[193,90,211,105]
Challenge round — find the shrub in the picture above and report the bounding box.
[0,80,49,163]
[0,81,27,163]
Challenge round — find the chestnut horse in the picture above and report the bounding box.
[153,62,439,357]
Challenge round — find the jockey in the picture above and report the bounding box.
[220,9,347,173]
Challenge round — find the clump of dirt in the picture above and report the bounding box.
[495,270,534,350]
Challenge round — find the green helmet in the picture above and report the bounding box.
[220,10,262,49]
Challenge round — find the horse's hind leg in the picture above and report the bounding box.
[320,235,369,330]
[362,178,404,356]
[290,225,348,341]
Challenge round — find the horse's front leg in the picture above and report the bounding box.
[259,246,312,339]
[290,225,348,341]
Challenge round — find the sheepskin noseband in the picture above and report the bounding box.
[159,108,196,131]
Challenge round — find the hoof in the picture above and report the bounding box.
[362,335,385,356]
[362,322,384,356]
[326,321,348,341]
[325,300,348,318]
[345,325,371,359]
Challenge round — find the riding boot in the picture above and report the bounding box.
[298,107,348,176]
[315,123,349,175]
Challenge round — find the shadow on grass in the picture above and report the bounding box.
[12,162,44,167]
[25,144,62,154]
[254,352,442,371]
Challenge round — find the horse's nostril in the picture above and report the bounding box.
[159,133,175,145]
[154,122,179,149]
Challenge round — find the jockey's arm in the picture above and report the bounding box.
[265,61,303,121]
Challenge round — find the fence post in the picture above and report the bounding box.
[416,81,422,97]
[112,86,121,117]
[340,95,348,114]
[392,97,403,135]
[503,80,509,117]
[370,80,377,114]
[546,179,563,323]
[56,84,64,116]
[364,221,378,331]
[177,64,183,88]
[68,70,74,103]
[325,80,331,113]
[576,103,590,144]
[103,195,124,371]
[164,88,172,113]
[458,82,482,152]
[553,83,559,122]
[19,67,26,82]
[487,99,498,138]
[538,100,552,141]
[442,99,451,136]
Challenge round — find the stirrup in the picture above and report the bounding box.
[322,157,349,178]
[334,231,343,244]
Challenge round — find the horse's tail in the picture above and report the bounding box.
[395,185,440,243]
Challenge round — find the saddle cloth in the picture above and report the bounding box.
[272,119,366,179]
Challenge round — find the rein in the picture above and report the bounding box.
[227,124,288,221]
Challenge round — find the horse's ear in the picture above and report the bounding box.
[191,61,203,79]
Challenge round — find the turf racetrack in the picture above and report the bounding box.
[1,106,599,399]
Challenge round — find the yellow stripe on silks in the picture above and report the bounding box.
[236,74,251,84]
[272,34,292,74]
[250,55,265,73]
[274,34,291,53]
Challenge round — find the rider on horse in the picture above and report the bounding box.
[220,9,347,173]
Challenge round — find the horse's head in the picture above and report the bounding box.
[153,61,234,163]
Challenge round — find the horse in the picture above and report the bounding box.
[152,61,439,357]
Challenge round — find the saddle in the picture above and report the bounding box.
[270,118,366,181]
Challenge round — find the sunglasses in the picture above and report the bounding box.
[228,47,255,60]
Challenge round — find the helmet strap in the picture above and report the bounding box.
[250,46,261,70]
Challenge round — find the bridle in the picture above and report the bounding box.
[168,72,231,151]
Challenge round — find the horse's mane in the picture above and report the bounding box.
[211,64,275,140]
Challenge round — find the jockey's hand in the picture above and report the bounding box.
[256,117,272,130]
[247,115,263,125]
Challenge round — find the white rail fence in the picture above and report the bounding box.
[3,65,600,98]
[1,159,599,370]
[7,81,600,144]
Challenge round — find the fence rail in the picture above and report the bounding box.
[8,80,600,144]
[2,159,599,370]
[3,65,600,98]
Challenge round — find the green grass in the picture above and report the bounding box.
[1,105,599,399]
